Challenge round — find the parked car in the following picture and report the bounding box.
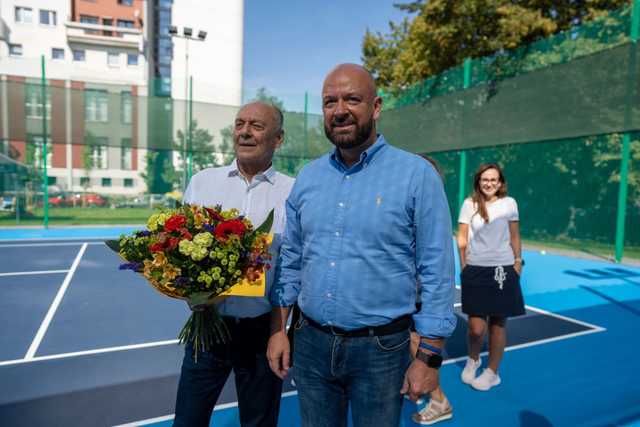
[66,193,107,207]
[48,195,67,207]
[0,195,14,211]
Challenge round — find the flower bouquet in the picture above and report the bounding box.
[106,204,273,359]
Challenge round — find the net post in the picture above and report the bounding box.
[614,1,639,262]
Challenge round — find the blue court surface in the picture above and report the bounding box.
[0,234,638,427]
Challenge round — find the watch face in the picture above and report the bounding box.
[428,354,443,368]
[416,350,443,368]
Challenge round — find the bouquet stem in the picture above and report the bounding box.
[178,306,230,362]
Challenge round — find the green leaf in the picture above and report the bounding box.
[254,209,274,235]
[105,239,121,254]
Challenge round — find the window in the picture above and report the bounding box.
[9,44,23,56]
[25,85,51,119]
[127,53,138,66]
[120,139,132,170]
[80,177,90,187]
[121,92,133,124]
[118,0,134,5]
[73,49,85,61]
[85,90,109,122]
[124,178,134,188]
[52,48,64,60]
[31,136,52,168]
[48,176,57,185]
[80,15,99,24]
[102,18,113,36]
[107,52,120,67]
[80,15,99,34]
[15,7,33,23]
[117,19,134,28]
[91,144,108,169]
[101,178,112,187]
[39,9,57,26]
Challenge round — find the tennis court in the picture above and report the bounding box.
[0,228,638,427]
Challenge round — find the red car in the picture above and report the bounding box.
[65,193,107,207]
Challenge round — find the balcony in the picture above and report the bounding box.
[65,21,143,50]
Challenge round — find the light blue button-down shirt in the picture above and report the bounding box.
[184,159,295,318]
[270,135,456,338]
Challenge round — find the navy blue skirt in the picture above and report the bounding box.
[461,264,526,317]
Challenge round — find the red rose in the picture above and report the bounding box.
[214,219,246,241]
[180,229,192,240]
[164,215,187,232]
[166,237,180,250]
[149,242,165,252]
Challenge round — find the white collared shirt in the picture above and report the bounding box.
[183,159,295,318]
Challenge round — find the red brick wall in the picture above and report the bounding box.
[73,0,145,28]
[70,81,85,169]
[7,76,26,142]
[49,80,67,168]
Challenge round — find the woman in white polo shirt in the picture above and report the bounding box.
[457,163,525,391]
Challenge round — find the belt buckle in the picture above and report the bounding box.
[328,325,345,336]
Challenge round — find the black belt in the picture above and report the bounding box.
[302,312,411,337]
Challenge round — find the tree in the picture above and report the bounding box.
[362,0,627,92]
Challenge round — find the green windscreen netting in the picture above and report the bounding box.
[0,5,637,260]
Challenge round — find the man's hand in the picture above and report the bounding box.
[267,330,290,379]
[400,358,439,401]
[514,262,523,276]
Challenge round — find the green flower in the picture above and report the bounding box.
[191,245,208,261]
[179,240,194,256]
[193,232,213,248]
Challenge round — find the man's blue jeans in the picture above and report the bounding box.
[292,318,411,427]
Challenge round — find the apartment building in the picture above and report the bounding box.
[0,0,243,196]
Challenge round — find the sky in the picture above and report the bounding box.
[242,0,408,113]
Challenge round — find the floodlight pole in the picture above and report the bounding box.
[41,55,49,229]
[458,58,472,215]
[614,0,639,263]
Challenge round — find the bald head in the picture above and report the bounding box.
[321,63,382,153]
[323,63,377,100]
[239,101,283,134]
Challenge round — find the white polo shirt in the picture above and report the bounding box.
[183,159,295,318]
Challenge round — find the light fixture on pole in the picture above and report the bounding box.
[168,25,207,186]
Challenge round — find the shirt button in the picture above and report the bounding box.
[330,261,336,267]
[345,175,351,180]
[335,231,340,237]
[338,202,344,207]
[326,293,332,298]
[327,321,332,325]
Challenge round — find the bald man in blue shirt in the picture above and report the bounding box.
[267,64,457,427]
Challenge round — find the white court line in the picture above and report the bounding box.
[0,241,105,248]
[112,391,300,427]
[24,243,87,360]
[0,269,70,277]
[0,339,180,367]
[524,304,606,331]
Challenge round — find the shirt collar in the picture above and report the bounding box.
[330,134,387,172]
[228,158,277,184]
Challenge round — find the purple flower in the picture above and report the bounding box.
[175,276,191,287]
[136,230,151,237]
[119,262,143,271]
[203,224,215,233]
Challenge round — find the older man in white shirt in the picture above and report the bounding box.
[173,101,295,427]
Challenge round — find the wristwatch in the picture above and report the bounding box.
[415,349,443,369]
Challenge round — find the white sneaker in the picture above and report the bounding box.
[411,396,453,425]
[471,368,501,391]
[460,357,481,384]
